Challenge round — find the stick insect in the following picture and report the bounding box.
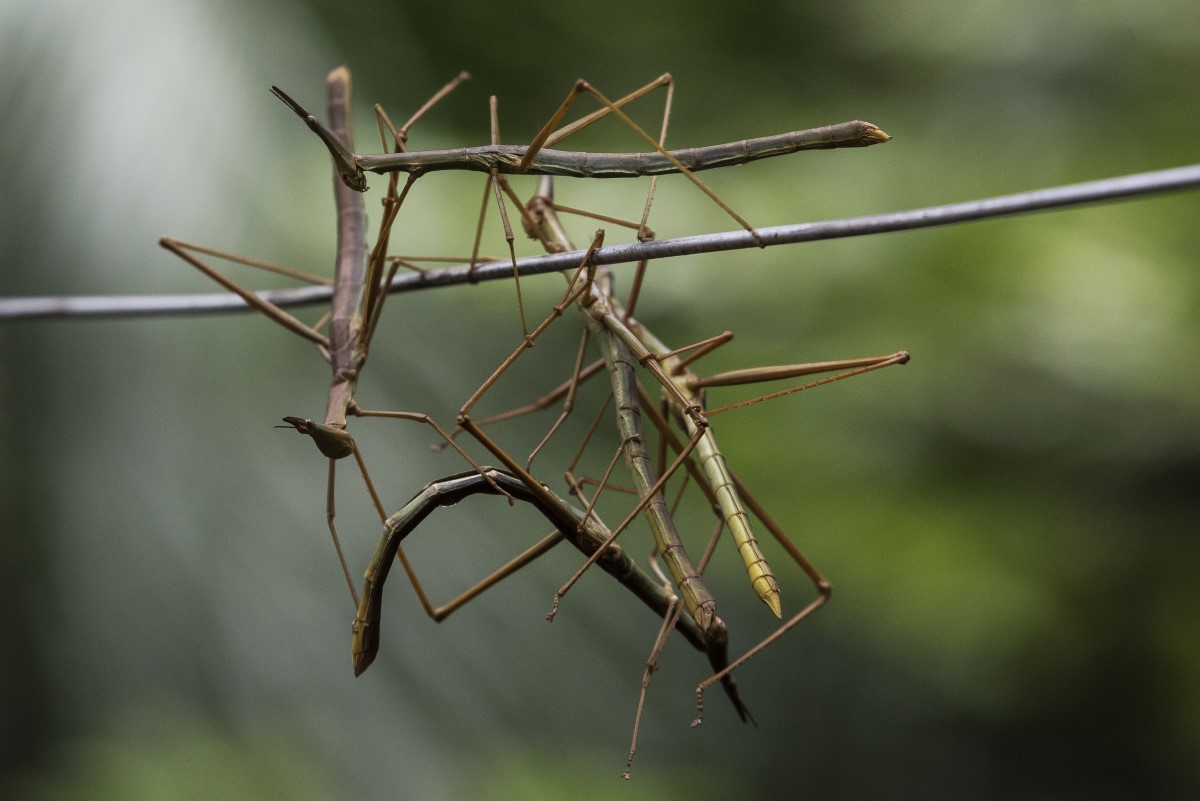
[302,68,895,765]
[272,68,889,608]
[273,72,889,579]
[157,68,810,694]
[225,68,897,771]
[524,183,910,729]
[275,74,898,770]
[447,173,908,773]
[354,74,787,726]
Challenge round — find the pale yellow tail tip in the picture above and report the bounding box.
[752,575,782,617]
[763,589,782,619]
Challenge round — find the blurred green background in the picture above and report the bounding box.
[2,0,1198,798]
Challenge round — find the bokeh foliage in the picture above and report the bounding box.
[2,0,1198,798]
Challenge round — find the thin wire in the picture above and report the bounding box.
[3,163,1197,321]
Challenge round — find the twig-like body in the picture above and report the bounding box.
[356,121,889,178]
[350,469,739,684]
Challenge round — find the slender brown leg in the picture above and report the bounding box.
[465,96,533,340]
[623,596,684,780]
[516,76,762,245]
[691,474,831,727]
[324,458,359,607]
